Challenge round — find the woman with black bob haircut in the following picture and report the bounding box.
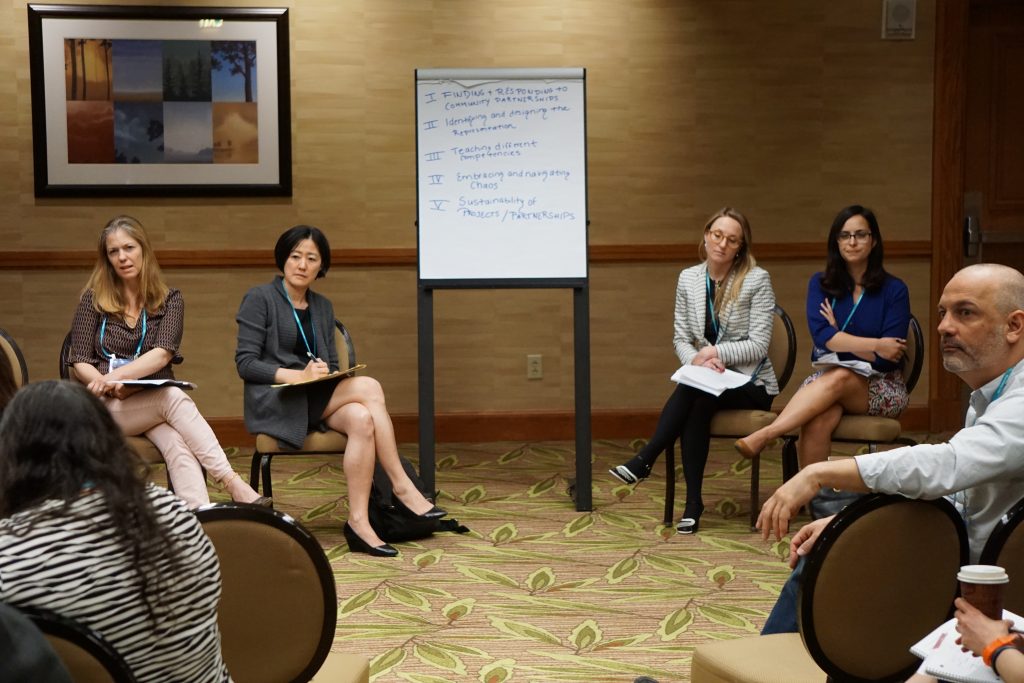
[236,225,445,557]
[0,381,230,681]
[736,205,910,469]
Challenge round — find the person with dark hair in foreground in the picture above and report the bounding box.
[235,225,445,557]
[736,205,910,469]
[0,381,230,681]
[760,263,1024,634]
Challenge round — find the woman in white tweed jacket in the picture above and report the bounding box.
[610,208,778,533]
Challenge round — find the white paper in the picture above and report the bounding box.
[670,365,751,397]
[911,611,1024,683]
[811,352,877,378]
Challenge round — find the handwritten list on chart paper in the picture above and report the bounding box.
[416,71,587,281]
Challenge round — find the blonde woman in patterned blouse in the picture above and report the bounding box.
[67,215,268,508]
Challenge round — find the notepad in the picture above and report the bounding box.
[670,365,751,396]
[117,379,196,390]
[810,352,877,378]
[272,364,366,388]
[911,611,1024,683]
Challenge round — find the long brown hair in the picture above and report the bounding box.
[698,207,757,316]
[84,215,169,316]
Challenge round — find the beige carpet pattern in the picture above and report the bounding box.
[218,438,828,683]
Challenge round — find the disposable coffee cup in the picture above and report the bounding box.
[958,564,1009,620]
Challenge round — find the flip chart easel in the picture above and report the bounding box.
[415,67,592,510]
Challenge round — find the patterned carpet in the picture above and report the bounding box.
[219,438,816,683]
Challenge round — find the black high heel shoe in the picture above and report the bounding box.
[676,502,705,535]
[394,496,448,520]
[343,522,398,557]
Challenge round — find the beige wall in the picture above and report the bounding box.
[0,1,936,421]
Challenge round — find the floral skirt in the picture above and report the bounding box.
[801,368,908,418]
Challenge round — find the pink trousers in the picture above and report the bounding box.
[102,387,234,507]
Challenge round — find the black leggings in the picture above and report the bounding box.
[636,382,772,506]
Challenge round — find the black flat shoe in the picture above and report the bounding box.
[252,496,273,509]
[676,503,704,535]
[608,456,653,485]
[343,522,398,557]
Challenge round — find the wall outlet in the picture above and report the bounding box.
[526,354,543,379]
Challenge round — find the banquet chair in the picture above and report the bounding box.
[980,495,1024,614]
[195,503,370,683]
[59,332,168,482]
[248,319,356,497]
[691,494,967,683]
[780,315,924,474]
[662,305,797,530]
[22,605,136,683]
[0,326,29,387]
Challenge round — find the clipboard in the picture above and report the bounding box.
[272,364,366,388]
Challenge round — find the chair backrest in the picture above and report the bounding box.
[799,494,967,682]
[59,332,73,380]
[903,315,924,394]
[334,319,356,369]
[0,326,29,387]
[21,605,137,683]
[769,305,797,392]
[195,503,336,683]
[980,496,1024,614]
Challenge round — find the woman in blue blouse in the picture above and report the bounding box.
[735,205,910,468]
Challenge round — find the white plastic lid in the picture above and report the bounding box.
[957,564,1009,584]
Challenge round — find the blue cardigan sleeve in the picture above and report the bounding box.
[806,273,835,352]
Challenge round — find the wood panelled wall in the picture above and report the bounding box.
[0,1,938,441]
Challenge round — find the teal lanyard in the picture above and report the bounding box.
[992,367,1013,402]
[99,310,147,360]
[830,291,864,332]
[705,271,724,338]
[280,281,317,359]
[705,270,766,379]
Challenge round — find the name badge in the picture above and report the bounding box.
[109,356,132,371]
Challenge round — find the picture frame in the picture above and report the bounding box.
[27,4,291,198]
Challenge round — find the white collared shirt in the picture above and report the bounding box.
[856,357,1024,562]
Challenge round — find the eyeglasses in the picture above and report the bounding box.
[837,230,872,243]
[707,229,743,248]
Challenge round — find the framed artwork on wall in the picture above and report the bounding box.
[27,5,291,198]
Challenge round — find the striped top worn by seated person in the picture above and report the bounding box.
[0,486,231,682]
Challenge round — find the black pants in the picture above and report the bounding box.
[636,382,772,507]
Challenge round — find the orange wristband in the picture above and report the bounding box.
[983,634,1019,667]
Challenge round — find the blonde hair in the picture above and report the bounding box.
[698,207,757,320]
[84,215,169,315]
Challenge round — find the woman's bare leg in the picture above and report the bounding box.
[796,403,844,468]
[326,402,387,548]
[323,376,435,515]
[737,368,869,457]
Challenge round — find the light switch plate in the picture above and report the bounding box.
[882,0,916,40]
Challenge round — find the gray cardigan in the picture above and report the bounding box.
[235,277,340,449]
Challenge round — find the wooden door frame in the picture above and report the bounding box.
[929,0,970,431]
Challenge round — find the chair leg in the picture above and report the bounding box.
[663,441,676,526]
[249,451,261,491]
[260,454,274,498]
[749,454,760,531]
[781,436,799,482]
